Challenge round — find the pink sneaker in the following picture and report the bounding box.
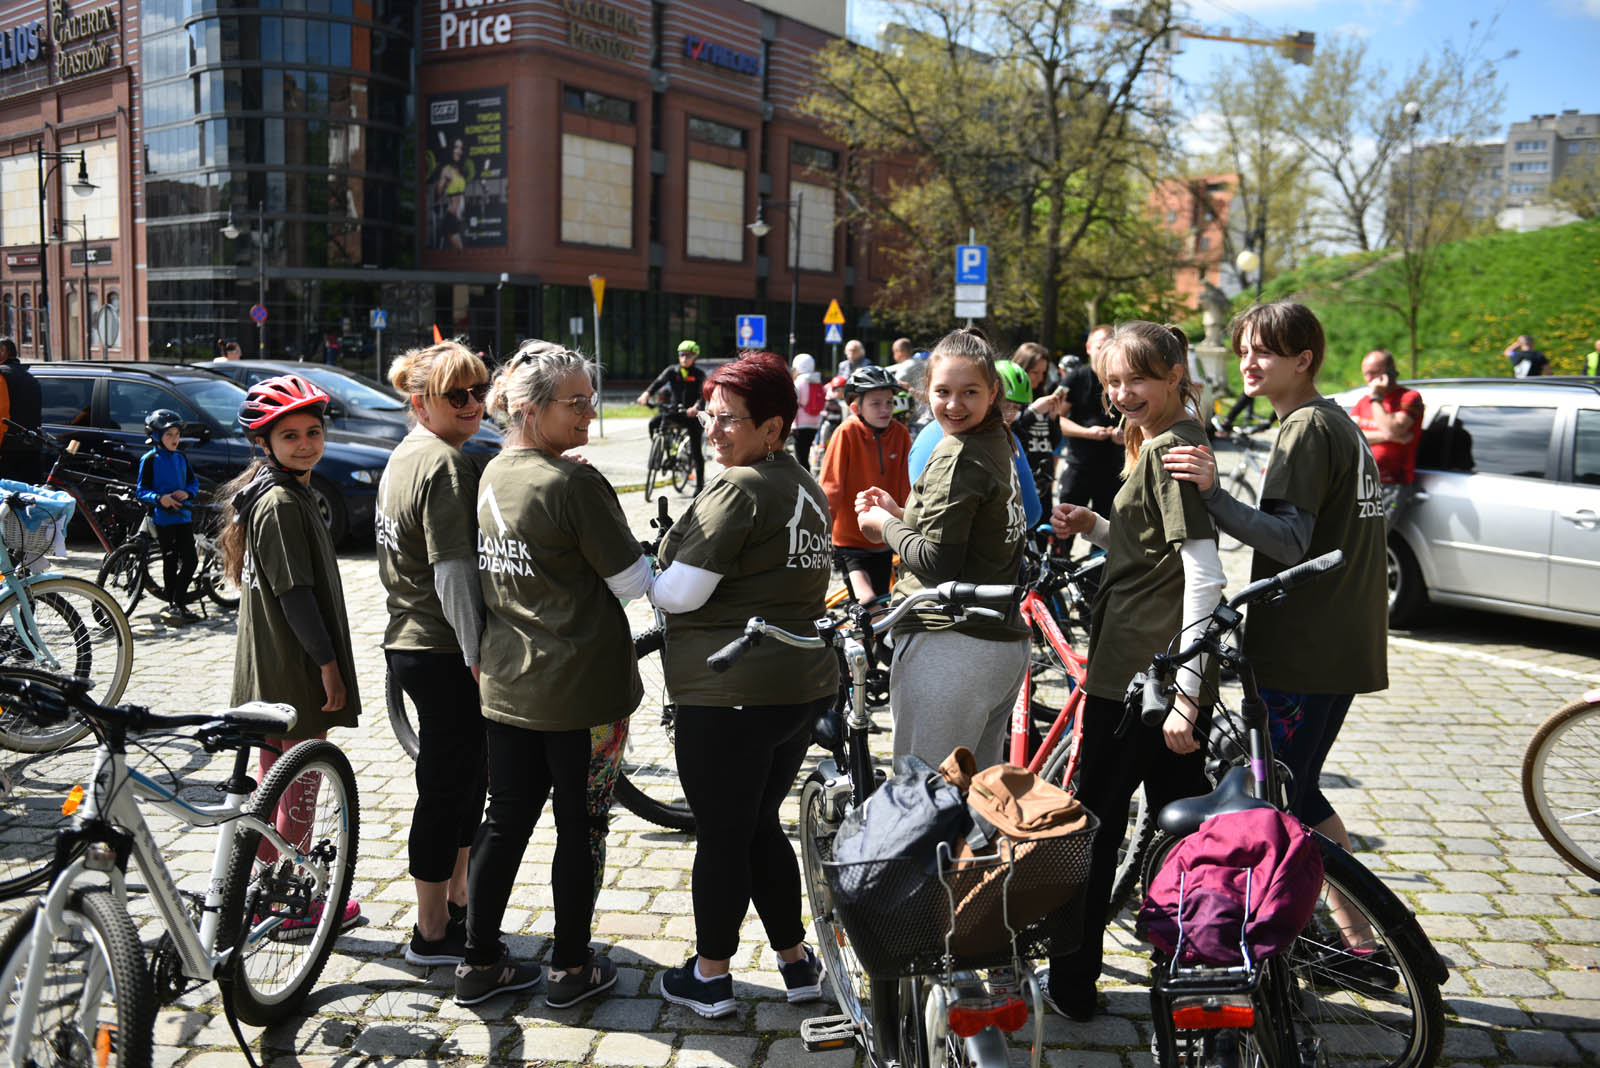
[270,898,362,940]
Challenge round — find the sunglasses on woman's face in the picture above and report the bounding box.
[436,383,490,409]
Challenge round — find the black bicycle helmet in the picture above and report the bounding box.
[144,409,185,442]
[844,364,897,399]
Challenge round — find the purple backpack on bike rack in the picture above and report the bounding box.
[1137,808,1323,966]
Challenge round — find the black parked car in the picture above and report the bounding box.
[192,359,502,463]
[27,362,392,546]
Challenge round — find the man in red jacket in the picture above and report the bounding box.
[1349,349,1424,524]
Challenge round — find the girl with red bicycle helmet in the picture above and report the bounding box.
[217,372,365,938]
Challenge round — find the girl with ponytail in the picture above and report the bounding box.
[1043,321,1225,1021]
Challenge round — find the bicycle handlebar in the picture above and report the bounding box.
[707,581,1021,672]
[0,673,297,738]
[3,419,134,471]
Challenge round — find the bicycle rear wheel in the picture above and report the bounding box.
[218,739,360,1026]
[613,629,694,831]
[0,578,133,748]
[1522,697,1600,881]
[198,544,240,608]
[95,540,149,618]
[1218,470,1259,552]
[385,663,421,760]
[643,434,666,499]
[670,429,695,493]
[0,887,156,1068]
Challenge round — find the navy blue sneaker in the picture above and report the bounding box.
[661,956,737,1018]
[777,945,824,1003]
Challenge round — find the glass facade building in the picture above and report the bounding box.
[140,0,418,361]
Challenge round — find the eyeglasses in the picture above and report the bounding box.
[435,383,490,409]
[552,392,600,415]
[698,410,753,432]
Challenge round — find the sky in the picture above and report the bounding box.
[845,0,1597,136]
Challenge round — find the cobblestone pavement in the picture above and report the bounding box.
[4,418,1598,1066]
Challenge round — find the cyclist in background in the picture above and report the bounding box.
[138,408,202,624]
[637,339,708,495]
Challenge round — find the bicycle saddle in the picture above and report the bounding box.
[1157,765,1277,839]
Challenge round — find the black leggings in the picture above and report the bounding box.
[674,696,830,960]
[386,649,486,884]
[155,523,197,605]
[1048,693,1212,992]
[465,722,598,969]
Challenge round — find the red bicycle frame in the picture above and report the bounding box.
[1009,589,1089,785]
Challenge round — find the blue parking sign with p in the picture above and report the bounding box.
[736,314,767,348]
[956,245,988,285]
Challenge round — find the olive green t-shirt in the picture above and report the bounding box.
[1244,398,1388,695]
[891,421,1027,641]
[1086,419,1216,700]
[376,430,478,653]
[232,481,361,739]
[658,452,837,706]
[475,448,643,731]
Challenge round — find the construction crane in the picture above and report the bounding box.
[1172,25,1315,65]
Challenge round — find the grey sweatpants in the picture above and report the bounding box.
[888,629,1030,769]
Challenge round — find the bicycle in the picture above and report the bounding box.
[1522,686,1600,882]
[1209,421,1275,553]
[714,582,1097,1068]
[1133,550,1447,1068]
[0,486,135,753]
[385,495,696,832]
[643,402,696,499]
[94,501,239,619]
[0,671,359,1067]
[3,420,145,558]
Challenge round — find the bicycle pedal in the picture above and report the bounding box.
[800,1013,858,1051]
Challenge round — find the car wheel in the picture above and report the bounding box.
[1387,534,1428,629]
[308,474,350,547]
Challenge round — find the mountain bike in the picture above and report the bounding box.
[384,495,696,831]
[1522,687,1600,882]
[94,502,239,618]
[643,403,695,499]
[715,582,1096,1068]
[0,672,359,1068]
[1210,421,1275,552]
[1134,550,1446,1068]
[0,486,134,753]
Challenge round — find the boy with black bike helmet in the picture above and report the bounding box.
[137,408,202,624]
[820,364,910,605]
[636,340,707,494]
[219,373,364,934]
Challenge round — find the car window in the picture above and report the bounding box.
[105,380,198,433]
[1443,405,1555,478]
[173,377,249,432]
[299,368,406,411]
[37,376,94,427]
[1575,409,1600,486]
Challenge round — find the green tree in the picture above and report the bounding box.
[1546,154,1600,220]
[802,0,1181,348]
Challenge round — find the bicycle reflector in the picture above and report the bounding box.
[62,784,84,816]
[948,996,1029,1037]
[1171,997,1255,1030]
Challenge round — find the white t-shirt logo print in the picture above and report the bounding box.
[786,486,829,568]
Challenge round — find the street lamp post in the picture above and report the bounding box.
[34,143,97,361]
[51,217,92,359]
[1402,100,1422,252]
[746,192,804,359]
[221,203,267,356]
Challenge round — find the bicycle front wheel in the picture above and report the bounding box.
[1217,471,1259,552]
[198,544,240,608]
[613,629,694,831]
[670,429,694,493]
[1523,697,1600,881]
[218,739,360,1026]
[0,578,134,748]
[95,540,149,618]
[0,887,156,1068]
[643,434,666,499]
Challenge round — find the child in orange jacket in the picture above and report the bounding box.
[820,366,912,603]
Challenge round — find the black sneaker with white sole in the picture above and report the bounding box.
[405,922,468,966]
[453,957,544,1006]
[778,945,824,1003]
[545,953,618,1008]
[661,956,738,1018]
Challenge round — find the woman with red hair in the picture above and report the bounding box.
[649,350,835,1018]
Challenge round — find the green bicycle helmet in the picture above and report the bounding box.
[995,360,1032,405]
[677,339,701,357]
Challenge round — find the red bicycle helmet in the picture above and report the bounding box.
[238,374,330,432]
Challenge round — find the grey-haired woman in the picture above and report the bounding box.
[453,341,648,1009]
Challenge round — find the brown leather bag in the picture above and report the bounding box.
[936,747,1096,959]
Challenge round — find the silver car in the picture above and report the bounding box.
[1379,377,1600,629]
